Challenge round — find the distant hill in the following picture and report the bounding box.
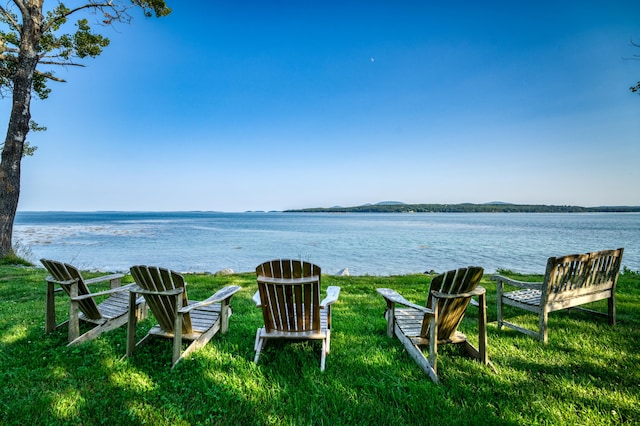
[284,203,640,213]
[375,201,406,205]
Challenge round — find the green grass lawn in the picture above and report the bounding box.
[1,265,639,425]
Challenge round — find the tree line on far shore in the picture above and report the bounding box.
[285,203,640,213]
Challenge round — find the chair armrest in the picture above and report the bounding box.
[72,283,138,301]
[179,285,241,314]
[252,290,261,307]
[46,277,77,286]
[431,286,486,300]
[84,273,125,286]
[491,274,542,290]
[376,288,433,314]
[320,286,341,307]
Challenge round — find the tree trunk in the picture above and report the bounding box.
[0,3,42,258]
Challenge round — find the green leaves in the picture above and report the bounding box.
[132,0,172,18]
[39,17,110,62]
[72,19,110,59]
[0,1,171,99]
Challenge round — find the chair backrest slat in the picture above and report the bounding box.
[41,259,102,320]
[422,266,484,340]
[256,259,321,333]
[130,265,192,334]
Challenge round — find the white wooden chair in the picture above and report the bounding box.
[253,259,340,371]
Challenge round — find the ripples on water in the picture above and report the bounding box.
[13,211,640,276]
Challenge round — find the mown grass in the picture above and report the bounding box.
[1,265,639,425]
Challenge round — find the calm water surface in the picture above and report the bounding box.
[13,211,640,275]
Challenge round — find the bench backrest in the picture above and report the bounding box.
[543,248,623,301]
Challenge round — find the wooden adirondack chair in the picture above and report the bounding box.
[41,258,147,346]
[126,265,241,369]
[253,259,340,371]
[377,266,493,384]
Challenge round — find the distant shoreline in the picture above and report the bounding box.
[284,203,640,213]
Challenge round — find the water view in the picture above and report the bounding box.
[13,211,639,276]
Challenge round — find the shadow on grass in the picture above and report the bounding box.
[1,270,639,424]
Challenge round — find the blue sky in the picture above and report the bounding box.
[6,1,640,211]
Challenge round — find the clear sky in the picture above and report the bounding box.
[6,1,640,212]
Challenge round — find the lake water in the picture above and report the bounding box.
[13,211,640,276]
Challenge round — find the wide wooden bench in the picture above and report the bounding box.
[491,248,623,343]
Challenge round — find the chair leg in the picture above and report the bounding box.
[136,300,148,321]
[109,276,121,289]
[254,329,265,364]
[384,300,395,337]
[45,281,57,333]
[171,297,183,369]
[496,281,504,331]
[220,299,231,333]
[608,295,616,326]
[126,291,139,359]
[320,339,326,371]
[539,309,548,344]
[477,292,488,365]
[68,282,80,344]
[428,298,439,372]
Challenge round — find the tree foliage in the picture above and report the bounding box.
[0,1,171,258]
[0,1,170,99]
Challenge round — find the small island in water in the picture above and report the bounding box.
[285,202,640,213]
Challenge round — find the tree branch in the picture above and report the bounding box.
[38,60,85,67]
[0,53,17,62]
[34,70,66,83]
[10,1,28,19]
[12,0,25,8]
[0,5,21,31]
[0,44,20,54]
[630,38,640,59]
[42,2,130,33]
